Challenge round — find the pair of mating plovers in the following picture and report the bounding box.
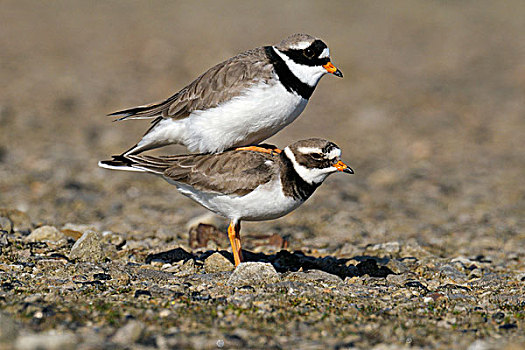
[99,34,353,266]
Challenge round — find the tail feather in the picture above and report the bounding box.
[98,154,173,174]
[108,103,163,121]
[98,155,145,172]
[108,92,180,121]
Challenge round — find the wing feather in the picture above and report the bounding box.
[110,47,273,121]
[163,151,277,196]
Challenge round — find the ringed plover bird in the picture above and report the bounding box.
[110,34,342,156]
[99,138,353,266]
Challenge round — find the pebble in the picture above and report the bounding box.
[0,216,13,233]
[203,252,234,273]
[15,331,77,350]
[0,233,8,247]
[0,209,32,233]
[228,262,279,286]
[25,226,64,242]
[111,320,144,345]
[69,230,105,262]
[438,264,467,282]
[385,259,409,274]
[386,273,411,286]
[173,259,197,277]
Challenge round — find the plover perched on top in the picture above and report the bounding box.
[109,34,342,156]
[99,138,353,266]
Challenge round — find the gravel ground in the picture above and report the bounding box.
[1,1,524,349]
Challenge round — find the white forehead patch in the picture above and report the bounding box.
[297,146,323,154]
[296,146,341,159]
[319,47,330,59]
[289,41,311,50]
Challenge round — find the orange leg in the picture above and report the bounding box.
[227,220,243,266]
[235,146,281,155]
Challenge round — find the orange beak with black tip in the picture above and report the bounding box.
[323,62,343,77]
[334,160,354,174]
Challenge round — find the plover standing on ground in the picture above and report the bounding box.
[99,138,353,266]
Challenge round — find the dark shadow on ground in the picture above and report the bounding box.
[146,247,394,279]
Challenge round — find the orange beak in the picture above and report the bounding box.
[323,62,343,77]
[334,160,354,174]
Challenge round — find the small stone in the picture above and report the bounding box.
[173,259,197,277]
[228,262,279,286]
[159,309,171,318]
[111,320,144,345]
[0,208,31,233]
[0,233,8,247]
[438,264,467,282]
[25,226,64,242]
[451,256,474,267]
[15,330,77,350]
[188,223,225,249]
[385,259,409,274]
[386,273,411,286]
[204,252,234,273]
[69,230,105,262]
[0,216,12,233]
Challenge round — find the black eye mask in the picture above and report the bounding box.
[281,40,330,66]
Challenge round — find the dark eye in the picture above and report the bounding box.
[304,48,315,58]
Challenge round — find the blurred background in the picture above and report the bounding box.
[1,0,523,256]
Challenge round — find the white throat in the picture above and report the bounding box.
[284,147,335,185]
[273,46,327,87]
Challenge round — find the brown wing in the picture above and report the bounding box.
[162,151,279,196]
[109,47,274,121]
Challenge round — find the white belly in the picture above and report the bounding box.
[181,82,307,152]
[170,179,303,222]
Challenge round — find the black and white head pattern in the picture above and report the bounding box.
[284,138,344,185]
[265,34,339,99]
